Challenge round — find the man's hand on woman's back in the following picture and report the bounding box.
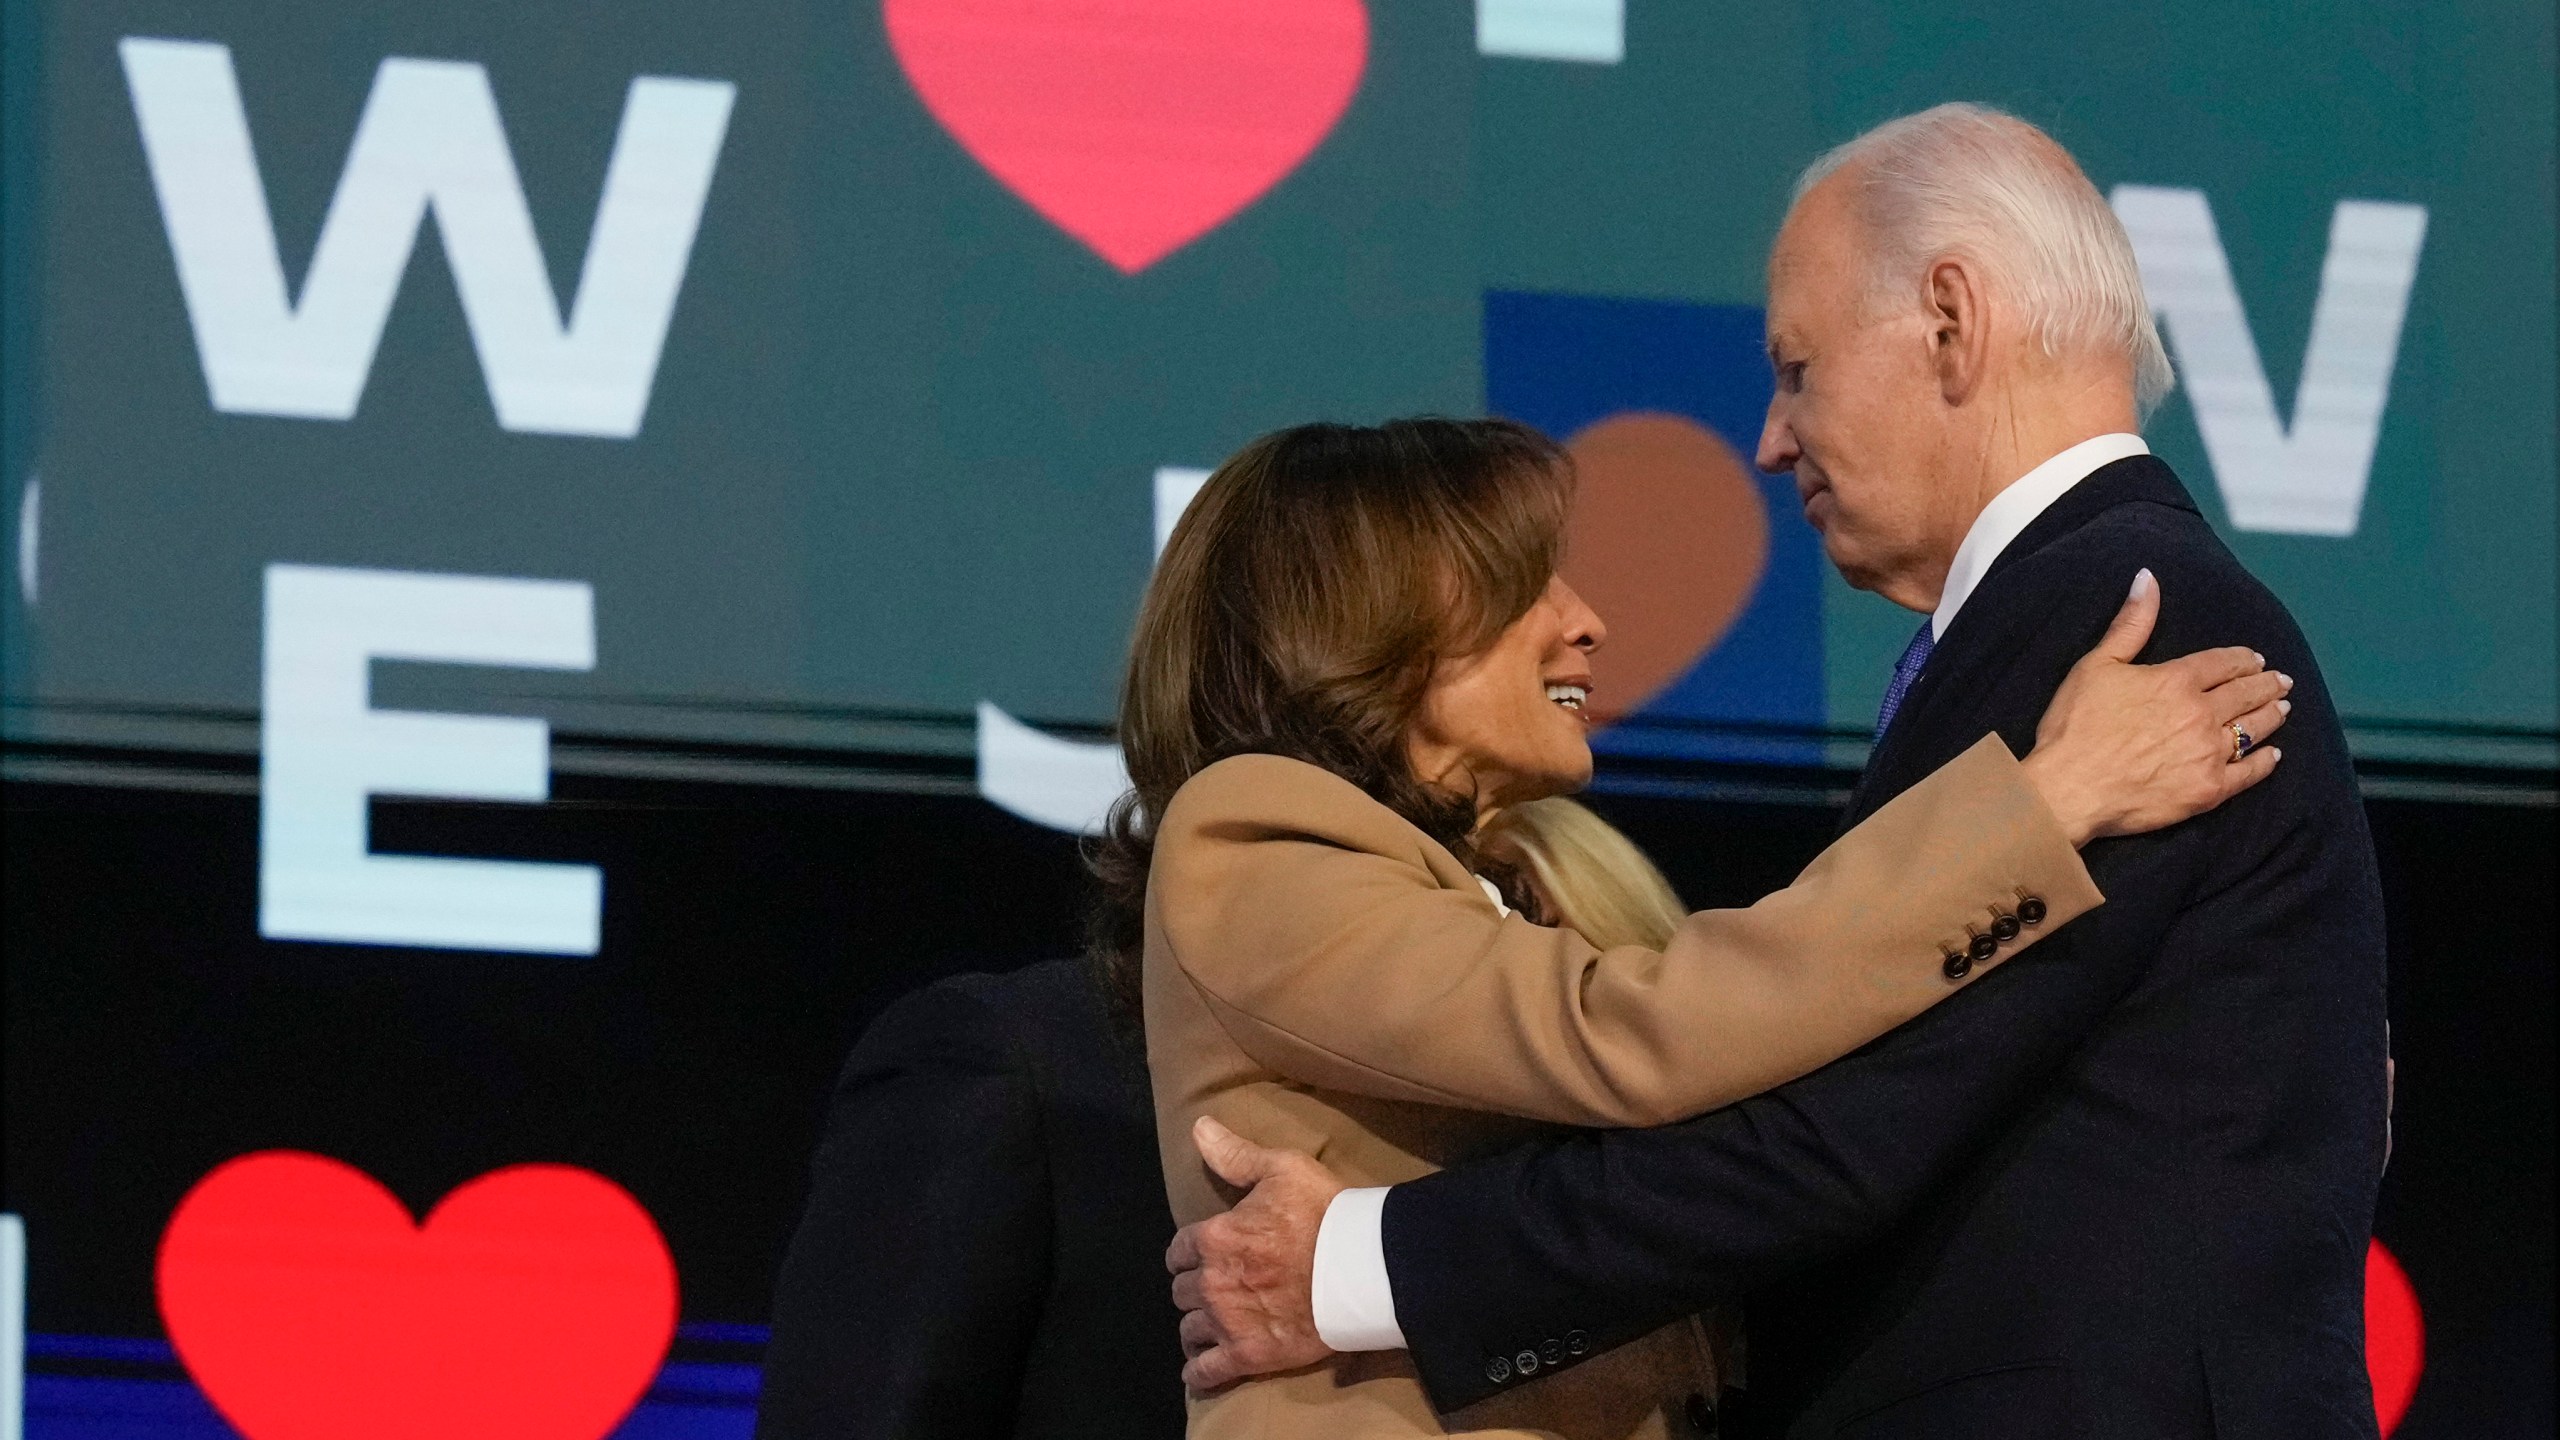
[1167,1116,1341,1390]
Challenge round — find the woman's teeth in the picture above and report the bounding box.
[1545,683,1588,712]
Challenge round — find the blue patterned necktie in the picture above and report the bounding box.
[1874,621,1937,741]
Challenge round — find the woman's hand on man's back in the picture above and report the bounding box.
[2019,567,2293,845]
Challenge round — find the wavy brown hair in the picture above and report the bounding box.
[1086,417,1573,1020]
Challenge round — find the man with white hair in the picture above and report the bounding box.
[1166,104,2390,1437]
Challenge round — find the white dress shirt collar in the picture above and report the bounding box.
[1930,432,2150,640]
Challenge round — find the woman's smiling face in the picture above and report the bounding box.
[1405,576,1608,814]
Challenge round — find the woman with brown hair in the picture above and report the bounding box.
[1096,417,2287,1439]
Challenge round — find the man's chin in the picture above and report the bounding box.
[1822,536,1882,591]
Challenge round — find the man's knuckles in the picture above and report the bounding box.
[1196,1212,1248,1260]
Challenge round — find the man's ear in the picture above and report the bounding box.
[1926,257,1990,407]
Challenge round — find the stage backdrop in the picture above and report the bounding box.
[1,2,2553,1438]
[3,0,2552,821]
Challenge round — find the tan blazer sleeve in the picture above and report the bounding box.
[1152,734,2103,1128]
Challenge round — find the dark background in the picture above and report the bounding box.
[3,752,2550,1437]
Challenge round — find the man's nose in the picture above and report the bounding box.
[1756,407,1798,475]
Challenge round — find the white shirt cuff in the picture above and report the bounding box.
[1311,1185,1407,1352]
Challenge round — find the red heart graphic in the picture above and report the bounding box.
[883,0,1369,272]
[2366,1238,2424,1435]
[157,1151,677,1440]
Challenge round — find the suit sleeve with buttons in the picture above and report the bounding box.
[1380,876,2174,1411]
[1155,735,2101,1130]
[1376,557,2273,1414]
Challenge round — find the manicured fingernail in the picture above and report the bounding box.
[2278,672,2293,688]
[2253,651,2265,666]
[2269,747,2282,760]
[2130,568,2156,599]
[2278,699,2292,714]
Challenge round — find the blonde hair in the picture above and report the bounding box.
[1477,798,1687,952]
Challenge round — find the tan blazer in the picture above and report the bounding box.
[1143,733,2103,1439]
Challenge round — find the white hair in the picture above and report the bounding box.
[1794,103,2174,415]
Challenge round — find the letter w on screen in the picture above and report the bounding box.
[119,38,732,439]
[261,565,600,955]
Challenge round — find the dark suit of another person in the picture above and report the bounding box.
[758,959,1187,1440]
[1380,456,2390,1438]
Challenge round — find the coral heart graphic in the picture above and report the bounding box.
[1559,412,1770,718]
[883,0,1369,272]
[157,1151,677,1440]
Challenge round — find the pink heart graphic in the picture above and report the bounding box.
[157,1151,677,1440]
[884,0,1370,272]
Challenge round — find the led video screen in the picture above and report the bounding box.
[4,0,2551,822]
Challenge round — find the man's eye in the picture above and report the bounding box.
[1782,362,1807,393]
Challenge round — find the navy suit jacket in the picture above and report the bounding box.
[1381,457,2389,1438]
[757,959,1187,1440]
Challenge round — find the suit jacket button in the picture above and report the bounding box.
[1967,931,1999,963]
[1685,1390,1719,1435]
[1991,912,2022,942]
[1541,1338,1563,1365]
[1486,1355,1512,1384]
[1566,1329,1589,1355]
[1515,1349,1540,1376]
[2018,894,2049,924]
[1942,948,1972,981]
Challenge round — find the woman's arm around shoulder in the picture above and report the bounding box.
[1152,741,2100,1130]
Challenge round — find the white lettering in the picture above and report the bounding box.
[260,564,600,954]
[2113,185,2427,537]
[1476,0,1624,63]
[1152,465,1212,558]
[978,467,1210,834]
[975,700,1133,836]
[121,38,732,438]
